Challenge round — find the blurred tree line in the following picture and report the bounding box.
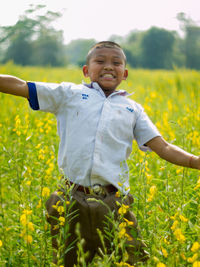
[0,6,200,69]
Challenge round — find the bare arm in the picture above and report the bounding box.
[146,136,200,170]
[0,75,29,98]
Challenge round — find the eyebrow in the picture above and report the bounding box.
[94,54,123,59]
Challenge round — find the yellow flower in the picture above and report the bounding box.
[164,238,170,245]
[193,261,200,267]
[36,143,41,149]
[20,229,26,237]
[149,185,157,195]
[191,242,200,252]
[20,214,27,226]
[38,149,45,160]
[171,220,178,231]
[124,218,134,226]
[119,222,126,229]
[36,199,42,209]
[173,228,186,242]
[59,216,65,226]
[180,252,186,260]
[0,240,2,247]
[42,187,50,197]
[20,209,33,226]
[147,185,157,202]
[115,191,120,198]
[53,225,59,230]
[57,206,64,214]
[53,200,61,207]
[26,180,31,186]
[119,228,126,238]
[179,214,188,222]
[115,262,134,267]
[125,233,133,241]
[23,209,32,215]
[24,234,33,244]
[161,247,168,258]
[146,173,152,184]
[157,262,166,267]
[27,222,34,232]
[147,195,153,202]
[118,204,129,215]
[188,253,198,263]
[170,212,178,220]
[176,168,182,175]
[194,183,200,190]
[118,182,123,187]
[153,256,159,263]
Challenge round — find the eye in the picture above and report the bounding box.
[114,61,121,66]
[96,60,104,64]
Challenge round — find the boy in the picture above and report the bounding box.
[0,41,199,266]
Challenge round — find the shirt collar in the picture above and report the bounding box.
[82,81,130,97]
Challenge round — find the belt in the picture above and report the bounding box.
[67,181,117,195]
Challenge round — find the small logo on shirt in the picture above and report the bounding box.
[82,94,89,100]
[126,107,134,113]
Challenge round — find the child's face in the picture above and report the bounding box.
[83,47,128,96]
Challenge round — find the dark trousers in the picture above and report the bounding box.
[46,187,149,266]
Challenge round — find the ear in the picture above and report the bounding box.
[83,65,89,77]
[122,69,128,80]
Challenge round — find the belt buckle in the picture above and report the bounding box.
[91,184,104,195]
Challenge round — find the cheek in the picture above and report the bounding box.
[89,66,100,76]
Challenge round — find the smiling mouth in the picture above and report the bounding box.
[100,73,116,79]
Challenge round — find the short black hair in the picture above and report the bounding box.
[86,41,126,65]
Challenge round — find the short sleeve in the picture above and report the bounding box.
[133,106,161,151]
[28,82,39,110]
[27,81,73,114]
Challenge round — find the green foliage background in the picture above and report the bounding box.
[0,6,200,69]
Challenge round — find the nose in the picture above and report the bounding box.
[104,62,113,70]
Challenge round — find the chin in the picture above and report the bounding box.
[100,84,116,91]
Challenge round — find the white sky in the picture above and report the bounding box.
[1,0,200,44]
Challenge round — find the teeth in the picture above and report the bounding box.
[103,74,113,78]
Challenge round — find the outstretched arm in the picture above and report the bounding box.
[0,74,29,98]
[146,136,200,170]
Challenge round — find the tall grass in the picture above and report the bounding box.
[0,63,200,266]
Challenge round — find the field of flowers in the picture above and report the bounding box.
[0,62,200,267]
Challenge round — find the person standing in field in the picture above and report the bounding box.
[0,41,200,266]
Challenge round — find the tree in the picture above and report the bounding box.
[1,15,37,65]
[185,27,200,69]
[65,39,96,66]
[177,12,200,69]
[172,33,186,68]
[31,30,66,66]
[141,27,175,69]
[0,5,67,66]
[122,30,145,68]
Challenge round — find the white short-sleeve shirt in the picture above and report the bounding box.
[28,81,160,193]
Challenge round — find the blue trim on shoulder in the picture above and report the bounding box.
[27,82,39,110]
